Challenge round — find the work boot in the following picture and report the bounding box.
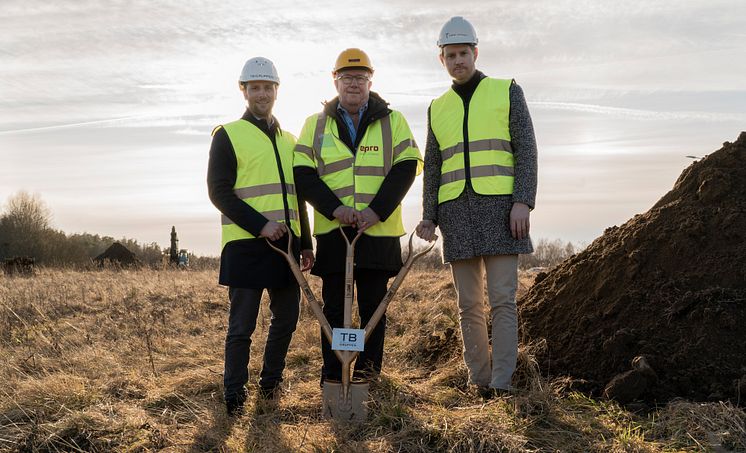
[225,390,247,416]
[476,385,513,400]
[476,385,496,400]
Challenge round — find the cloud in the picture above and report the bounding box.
[2,0,745,254]
[530,101,746,122]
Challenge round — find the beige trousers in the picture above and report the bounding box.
[451,255,518,389]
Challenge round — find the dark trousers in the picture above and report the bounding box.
[223,284,300,398]
[320,269,389,382]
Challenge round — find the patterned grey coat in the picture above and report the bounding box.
[422,75,538,263]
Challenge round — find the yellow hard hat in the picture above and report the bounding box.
[333,48,374,73]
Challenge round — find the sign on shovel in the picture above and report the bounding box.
[332,328,365,351]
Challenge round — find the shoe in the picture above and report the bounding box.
[352,369,379,382]
[476,385,496,400]
[225,391,247,416]
[476,385,513,400]
[494,388,513,398]
[258,384,281,400]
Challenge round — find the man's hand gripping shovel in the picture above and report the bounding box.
[266,227,435,421]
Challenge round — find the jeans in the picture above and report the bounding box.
[223,284,300,398]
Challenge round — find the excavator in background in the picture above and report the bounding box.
[163,226,189,268]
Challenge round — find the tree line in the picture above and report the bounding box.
[1,191,579,270]
[0,191,204,268]
[409,237,582,271]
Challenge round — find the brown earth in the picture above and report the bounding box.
[519,132,746,405]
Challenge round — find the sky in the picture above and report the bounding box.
[2,0,745,256]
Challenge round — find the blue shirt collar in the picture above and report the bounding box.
[336,101,368,118]
[336,101,368,146]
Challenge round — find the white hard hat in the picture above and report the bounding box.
[239,57,280,84]
[437,16,478,47]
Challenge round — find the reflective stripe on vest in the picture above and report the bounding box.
[430,77,514,204]
[294,109,421,237]
[222,208,298,225]
[218,120,300,249]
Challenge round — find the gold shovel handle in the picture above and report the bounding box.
[265,235,339,359]
[363,232,436,341]
[339,226,363,328]
[338,226,363,398]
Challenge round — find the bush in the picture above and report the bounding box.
[519,238,581,270]
[408,237,582,271]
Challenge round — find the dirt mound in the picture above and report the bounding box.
[519,132,746,404]
[94,242,141,267]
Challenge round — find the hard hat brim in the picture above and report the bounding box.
[333,66,374,74]
[333,48,374,73]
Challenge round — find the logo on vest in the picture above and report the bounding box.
[358,145,379,152]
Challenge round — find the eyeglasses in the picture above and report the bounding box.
[335,74,370,86]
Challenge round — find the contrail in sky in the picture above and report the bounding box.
[0,116,147,136]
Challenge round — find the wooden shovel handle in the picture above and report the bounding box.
[265,236,343,362]
[364,232,436,341]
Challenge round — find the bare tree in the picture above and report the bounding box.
[3,191,51,231]
[0,191,52,258]
[519,238,580,270]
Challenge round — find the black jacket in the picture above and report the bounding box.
[294,92,418,277]
[207,110,312,289]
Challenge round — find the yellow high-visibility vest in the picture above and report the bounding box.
[294,109,422,236]
[430,77,514,204]
[216,120,300,249]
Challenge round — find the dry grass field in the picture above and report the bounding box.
[1,267,744,452]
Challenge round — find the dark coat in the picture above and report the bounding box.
[207,110,312,289]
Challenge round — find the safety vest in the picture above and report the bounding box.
[216,120,300,249]
[430,77,514,204]
[294,108,422,236]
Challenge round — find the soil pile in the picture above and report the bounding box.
[519,132,746,404]
[94,242,141,267]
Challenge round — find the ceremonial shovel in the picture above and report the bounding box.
[267,226,435,421]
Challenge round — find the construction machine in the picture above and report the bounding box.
[177,249,189,267]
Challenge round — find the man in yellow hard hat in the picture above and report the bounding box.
[293,48,422,385]
[207,57,314,415]
[416,17,538,398]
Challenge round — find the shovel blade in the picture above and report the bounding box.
[322,381,370,421]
